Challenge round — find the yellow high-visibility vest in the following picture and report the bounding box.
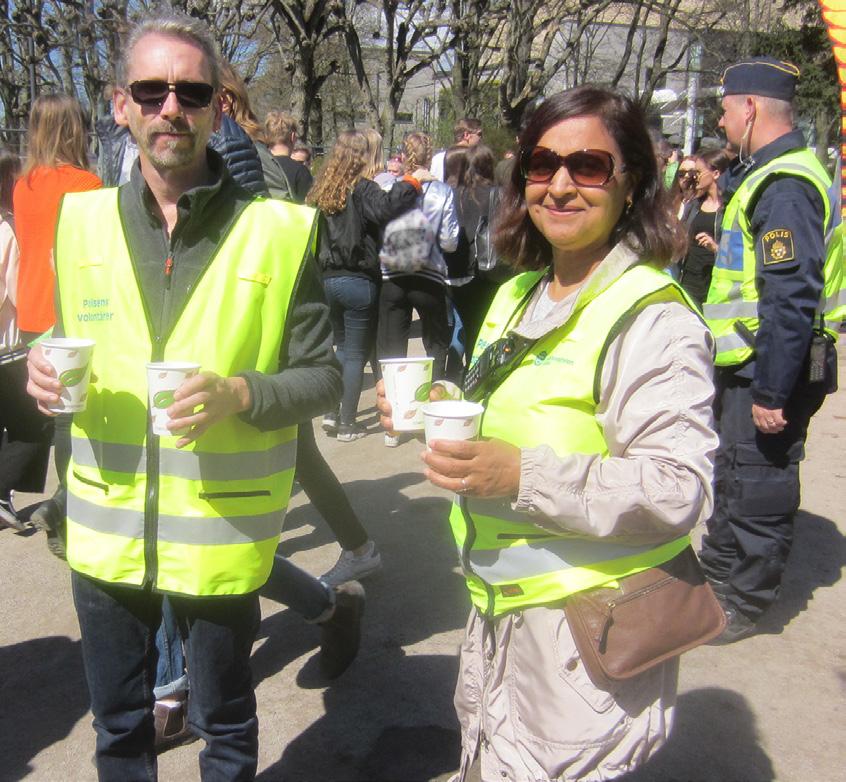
[704,147,845,366]
[450,263,700,617]
[56,187,316,595]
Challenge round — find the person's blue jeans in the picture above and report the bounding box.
[154,597,188,699]
[72,571,261,782]
[323,276,378,426]
[152,555,335,699]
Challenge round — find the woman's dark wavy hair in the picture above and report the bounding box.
[699,146,732,175]
[465,143,495,189]
[494,86,687,271]
[444,144,468,188]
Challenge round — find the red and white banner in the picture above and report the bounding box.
[821,0,846,212]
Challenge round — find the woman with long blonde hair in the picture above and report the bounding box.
[362,128,384,180]
[304,129,423,583]
[377,130,460,395]
[13,94,101,340]
[307,130,424,441]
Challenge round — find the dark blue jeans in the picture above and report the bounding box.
[323,275,378,426]
[72,571,261,781]
[152,550,335,694]
[153,597,188,699]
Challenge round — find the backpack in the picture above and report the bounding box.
[379,192,436,273]
[473,187,500,273]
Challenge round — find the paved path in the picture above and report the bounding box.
[2,353,845,781]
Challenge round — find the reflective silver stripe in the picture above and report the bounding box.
[72,437,144,474]
[159,440,297,482]
[818,289,846,314]
[714,332,749,354]
[158,509,285,545]
[825,224,835,244]
[68,493,144,538]
[71,437,297,481]
[702,300,758,319]
[469,535,662,583]
[67,492,285,545]
[746,161,827,192]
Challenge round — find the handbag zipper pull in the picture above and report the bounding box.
[598,600,616,652]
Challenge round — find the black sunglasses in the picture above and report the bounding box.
[520,147,623,187]
[678,170,700,181]
[128,80,216,109]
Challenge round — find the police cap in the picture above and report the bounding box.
[720,57,800,101]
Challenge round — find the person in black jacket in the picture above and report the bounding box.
[675,147,732,307]
[307,130,424,441]
[450,144,505,360]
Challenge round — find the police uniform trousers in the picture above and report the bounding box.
[699,368,826,619]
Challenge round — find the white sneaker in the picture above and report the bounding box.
[322,412,339,435]
[0,492,26,532]
[320,540,382,587]
[384,433,401,447]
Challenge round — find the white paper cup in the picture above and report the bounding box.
[380,357,434,432]
[41,338,96,413]
[422,400,485,445]
[146,362,201,436]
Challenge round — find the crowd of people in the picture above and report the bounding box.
[0,8,842,781]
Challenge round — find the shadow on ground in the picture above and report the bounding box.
[255,467,467,781]
[623,688,774,782]
[759,511,844,635]
[257,650,460,782]
[0,635,89,781]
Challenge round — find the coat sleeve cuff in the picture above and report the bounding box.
[513,447,540,512]
[750,385,788,409]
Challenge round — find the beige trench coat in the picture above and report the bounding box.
[449,247,717,780]
[453,606,678,781]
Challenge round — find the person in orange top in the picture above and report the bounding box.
[13,94,102,341]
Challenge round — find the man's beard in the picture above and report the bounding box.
[137,120,203,169]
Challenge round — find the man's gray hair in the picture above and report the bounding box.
[755,95,794,126]
[116,12,221,88]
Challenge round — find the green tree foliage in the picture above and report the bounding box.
[751,1,839,164]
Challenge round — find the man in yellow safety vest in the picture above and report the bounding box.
[26,13,348,779]
[699,57,844,643]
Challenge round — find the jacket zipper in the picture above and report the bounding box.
[142,208,245,588]
[143,252,177,588]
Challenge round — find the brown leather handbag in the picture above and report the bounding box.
[563,545,726,692]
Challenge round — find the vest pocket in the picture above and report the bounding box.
[238,272,272,287]
[198,489,271,500]
[72,470,110,495]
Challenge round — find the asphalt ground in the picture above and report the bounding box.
[1,348,845,781]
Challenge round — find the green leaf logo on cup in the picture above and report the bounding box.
[153,390,176,409]
[59,367,87,387]
[414,381,432,402]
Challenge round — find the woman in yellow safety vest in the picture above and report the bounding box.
[378,86,720,780]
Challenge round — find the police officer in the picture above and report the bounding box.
[699,57,845,643]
